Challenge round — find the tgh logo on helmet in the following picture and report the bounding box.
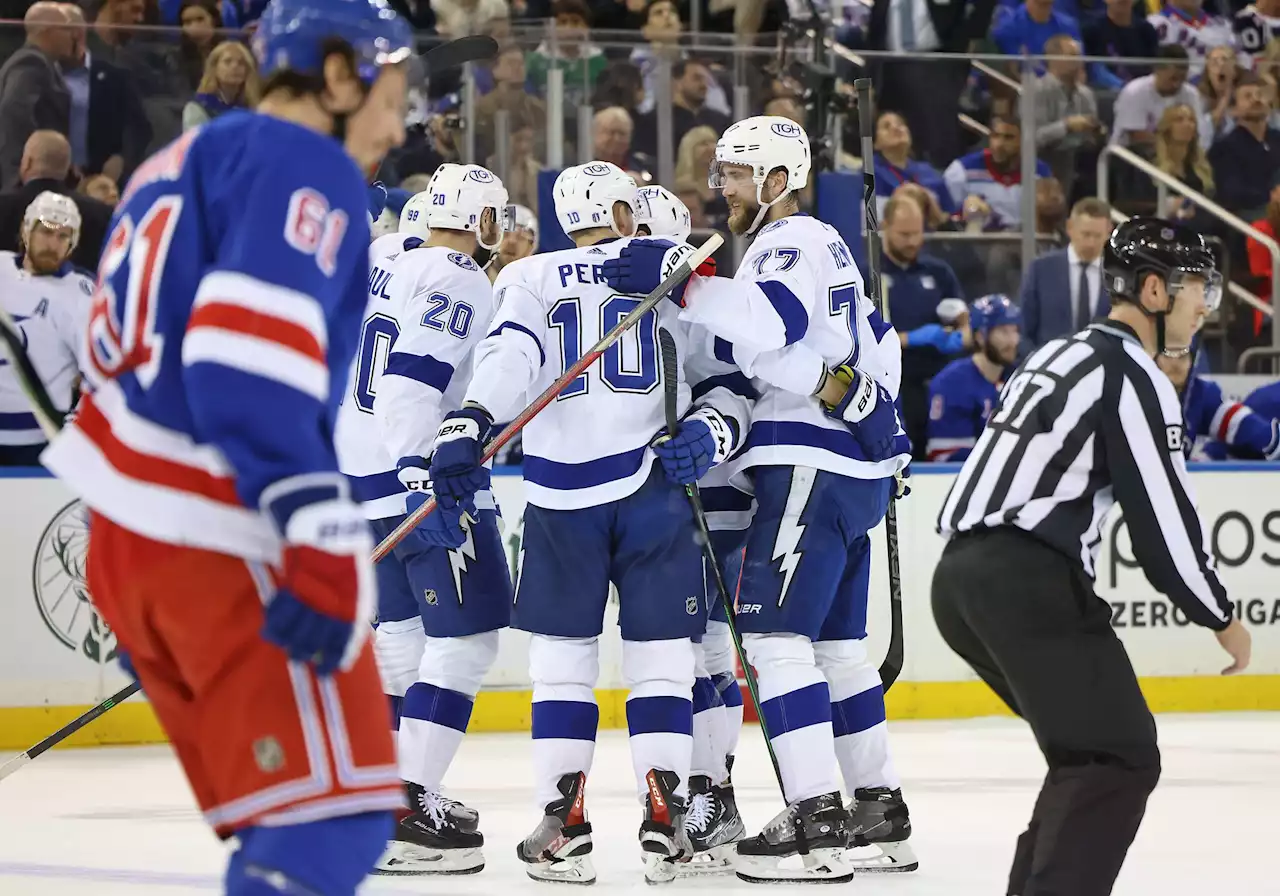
[771,122,802,137]
[583,163,613,176]
[466,169,494,183]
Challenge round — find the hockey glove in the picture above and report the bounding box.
[652,406,738,485]
[261,482,375,676]
[894,464,912,499]
[602,239,716,307]
[824,365,898,462]
[905,323,964,354]
[429,406,493,508]
[396,457,475,550]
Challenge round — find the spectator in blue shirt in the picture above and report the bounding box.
[873,110,956,220]
[993,0,1083,76]
[880,194,969,460]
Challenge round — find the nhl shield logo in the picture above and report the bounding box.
[253,736,285,773]
[686,595,699,616]
[424,589,439,606]
[33,499,118,665]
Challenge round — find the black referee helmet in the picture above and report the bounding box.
[1103,217,1221,355]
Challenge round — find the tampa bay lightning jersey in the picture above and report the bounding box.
[926,357,1003,461]
[679,214,910,482]
[334,231,422,519]
[42,112,372,561]
[466,238,750,510]
[0,253,93,446]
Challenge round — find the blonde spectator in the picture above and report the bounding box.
[182,40,259,131]
[79,172,118,206]
[1155,103,1214,212]
[674,124,717,206]
[1198,45,1244,142]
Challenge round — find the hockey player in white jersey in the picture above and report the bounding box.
[0,192,92,465]
[427,162,750,885]
[604,116,916,882]
[335,163,515,875]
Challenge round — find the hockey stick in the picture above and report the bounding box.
[372,232,725,562]
[420,34,500,76]
[0,305,143,783]
[0,681,141,782]
[854,78,904,692]
[656,328,786,802]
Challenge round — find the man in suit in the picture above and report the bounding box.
[0,131,111,271]
[0,3,73,191]
[1019,197,1113,352]
[869,0,998,169]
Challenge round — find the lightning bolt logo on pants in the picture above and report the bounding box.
[771,467,817,607]
[447,511,479,604]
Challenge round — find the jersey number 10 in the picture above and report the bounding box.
[548,296,658,398]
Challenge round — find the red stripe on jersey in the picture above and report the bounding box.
[75,395,242,506]
[1216,403,1245,442]
[188,302,326,362]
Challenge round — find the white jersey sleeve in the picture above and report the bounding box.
[377,247,497,463]
[465,256,551,423]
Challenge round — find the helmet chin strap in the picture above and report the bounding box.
[745,181,790,235]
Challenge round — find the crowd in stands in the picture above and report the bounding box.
[3,0,1280,466]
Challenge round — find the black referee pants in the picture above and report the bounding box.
[931,528,1161,896]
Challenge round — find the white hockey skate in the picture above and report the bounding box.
[517,772,596,885]
[678,774,744,874]
[844,786,919,872]
[639,769,691,884]
[735,793,856,884]
[374,783,484,875]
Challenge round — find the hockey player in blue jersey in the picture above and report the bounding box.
[925,294,1020,462]
[1155,352,1280,461]
[335,164,516,874]
[604,116,916,881]
[40,1,417,894]
[428,161,752,884]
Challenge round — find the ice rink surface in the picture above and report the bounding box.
[1,713,1276,895]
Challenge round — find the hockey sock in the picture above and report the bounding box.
[387,695,403,731]
[400,683,473,792]
[710,671,743,771]
[225,811,394,896]
[530,634,600,810]
[690,642,728,783]
[817,639,901,792]
[745,633,841,802]
[622,639,694,803]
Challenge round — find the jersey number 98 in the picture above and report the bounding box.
[548,296,658,398]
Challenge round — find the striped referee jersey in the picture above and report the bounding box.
[937,320,1232,630]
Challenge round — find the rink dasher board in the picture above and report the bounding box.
[1,465,1278,750]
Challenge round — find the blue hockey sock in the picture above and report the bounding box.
[225,811,394,896]
[388,694,404,731]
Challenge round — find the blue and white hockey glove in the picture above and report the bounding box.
[260,482,375,676]
[429,406,493,508]
[905,323,964,354]
[824,365,898,462]
[396,456,473,550]
[652,406,738,485]
[602,239,716,307]
[894,464,912,499]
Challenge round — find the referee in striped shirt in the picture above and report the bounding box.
[930,218,1252,896]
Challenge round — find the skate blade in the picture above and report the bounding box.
[373,841,484,875]
[525,853,597,885]
[846,839,919,873]
[734,847,854,884]
[676,842,738,875]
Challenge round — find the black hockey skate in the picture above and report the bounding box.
[639,769,691,884]
[517,771,595,885]
[735,792,855,884]
[845,786,918,872]
[678,774,745,874]
[374,782,484,875]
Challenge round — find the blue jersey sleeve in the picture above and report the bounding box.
[181,134,371,517]
[926,363,986,461]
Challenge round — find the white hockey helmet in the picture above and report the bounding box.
[709,116,812,233]
[510,203,538,251]
[22,191,81,250]
[636,185,691,242]
[552,162,645,238]
[403,163,514,250]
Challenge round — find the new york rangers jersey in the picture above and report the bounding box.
[465,239,749,510]
[925,357,1002,461]
[334,231,422,519]
[1184,374,1279,459]
[42,113,372,562]
[1233,4,1280,64]
[942,151,1052,230]
[679,214,910,483]
[1149,5,1235,76]
[0,253,93,445]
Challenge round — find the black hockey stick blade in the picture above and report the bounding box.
[421,35,499,75]
[0,303,63,441]
[656,327,787,802]
[0,680,142,782]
